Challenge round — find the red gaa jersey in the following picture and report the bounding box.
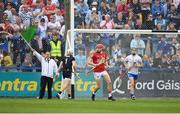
[91,51,107,72]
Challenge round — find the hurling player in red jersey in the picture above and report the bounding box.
[88,44,115,101]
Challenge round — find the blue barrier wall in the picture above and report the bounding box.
[0,72,103,97]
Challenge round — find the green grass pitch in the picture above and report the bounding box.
[0,98,180,113]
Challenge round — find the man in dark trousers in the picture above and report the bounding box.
[31,48,58,99]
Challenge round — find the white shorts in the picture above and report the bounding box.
[93,71,108,80]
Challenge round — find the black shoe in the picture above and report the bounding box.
[56,93,61,99]
[108,96,116,101]
[131,94,135,100]
[91,94,95,101]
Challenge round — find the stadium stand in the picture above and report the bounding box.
[0,0,179,72]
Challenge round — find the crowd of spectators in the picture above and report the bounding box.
[0,0,179,73]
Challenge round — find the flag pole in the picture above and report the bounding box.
[20,34,33,50]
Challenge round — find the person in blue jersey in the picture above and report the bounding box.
[124,48,143,100]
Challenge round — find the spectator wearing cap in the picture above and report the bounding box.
[85,2,102,28]
[152,0,164,17]
[90,7,101,29]
[154,13,166,30]
[75,46,87,69]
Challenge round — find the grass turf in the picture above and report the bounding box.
[0,98,180,113]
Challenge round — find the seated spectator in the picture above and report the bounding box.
[100,14,114,29]
[154,13,166,30]
[176,49,180,63]
[152,52,162,68]
[22,55,33,72]
[166,3,179,29]
[4,2,13,22]
[114,12,126,29]
[89,7,101,29]
[163,0,172,17]
[77,0,89,21]
[159,55,170,70]
[156,36,170,55]
[129,0,141,14]
[47,15,61,31]
[100,0,111,16]
[165,22,178,40]
[169,55,180,73]
[38,18,48,41]
[112,44,122,62]
[144,13,154,29]
[116,0,129,15]
[12,31,26,65]
[141,0,151,23]
[74,6,84,28]
[18,5,33,27]
[152,0,164,17]
[1,51,13,67]
[134,18,145,29]
[142,55,152,68]
[43,0,56,20]
[1,19,14,34]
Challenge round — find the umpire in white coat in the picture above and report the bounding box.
[31,48,58,99]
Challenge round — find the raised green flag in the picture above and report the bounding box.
[21,25,37,42]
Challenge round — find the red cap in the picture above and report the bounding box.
[96,44,105,49]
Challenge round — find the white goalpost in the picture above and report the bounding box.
[64,29,180,98]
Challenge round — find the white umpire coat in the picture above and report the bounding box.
[34,51,58,78]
